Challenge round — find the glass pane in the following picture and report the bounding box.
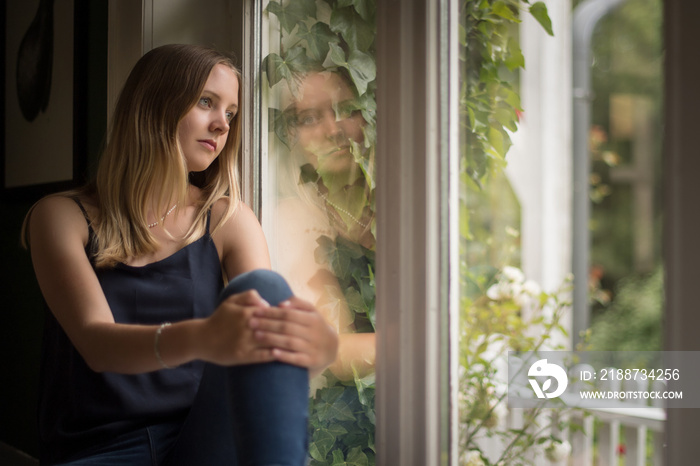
[457,0,663,464]
[260,1,377,464]
[584,0,664,353]
[458,5,531,464]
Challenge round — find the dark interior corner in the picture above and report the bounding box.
[1,0,108,458]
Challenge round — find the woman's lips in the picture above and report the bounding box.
[323,146,351,158]
[198,139,217,151]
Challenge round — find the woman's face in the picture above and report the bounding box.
[292,73,366,174]
[177,64,239,173]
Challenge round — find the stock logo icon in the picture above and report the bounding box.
[528,359,568,399]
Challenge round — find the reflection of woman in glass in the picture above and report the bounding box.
[276,70,376,381]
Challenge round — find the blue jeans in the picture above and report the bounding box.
[57,270,309,466]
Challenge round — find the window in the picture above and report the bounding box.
[248,1,669,465]
[259,2,379,464]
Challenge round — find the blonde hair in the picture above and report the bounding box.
[24,44,243,268]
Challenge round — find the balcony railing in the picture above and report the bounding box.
[473,363,666,465]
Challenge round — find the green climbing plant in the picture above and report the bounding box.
[460,0,552,187]
[457,3,583,465]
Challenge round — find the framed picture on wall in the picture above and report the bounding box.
[1,0,88,199]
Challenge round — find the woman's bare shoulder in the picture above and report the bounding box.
[210,196,248,226]
[28,193,93,247]
[33,191,97,214]
[210,197,271,275]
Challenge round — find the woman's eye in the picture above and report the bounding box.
[225,111,235,122]
[296,112,320,126]
[199,97,212,107]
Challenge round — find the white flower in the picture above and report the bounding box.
[502,266,525,283]
[469,363,486,374]
[512,294,530,308]
[522,279,541,297]
[545,441,572,462]
[511,281,524,296]
[461,450,485,466]
[487,282,509,301]
[511,283,531,307]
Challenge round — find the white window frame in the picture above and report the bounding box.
[374,1,457,465]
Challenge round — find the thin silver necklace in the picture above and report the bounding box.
[315,186,368,229]
[148,204,177,228]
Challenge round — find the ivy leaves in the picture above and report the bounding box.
[315,387,357,422]
[264,0,378,186]
[529,1,554,36]
[460,0,552,183]
[330,7,375,52]
[263,46,315,89]
[308,374,376,466]
[298,22,339,62]
[324,43,376,96]
[337,0,375,23]
[265,0,316,34]
[330,447,370,466]
[264,1,376,100]
[317,235,376,332]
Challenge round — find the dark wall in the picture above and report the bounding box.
[0,1,107,456]
[664,0,700,462]
[0,199,43,455]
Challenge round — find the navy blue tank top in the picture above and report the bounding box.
[38,199,224,464]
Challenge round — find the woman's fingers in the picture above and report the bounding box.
[203,293,277,365]
[250,309,312,335]
[209,290,338,372]
[250,297,326,334]
[250,299,338,371]
[253,330,309,352]
[224,289,270,308]
[270,348,315,368]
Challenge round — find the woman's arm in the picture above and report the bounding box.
[214,200,338,377]
[326,333,376,380]
[274,198,376,381]
[28,195,277,373]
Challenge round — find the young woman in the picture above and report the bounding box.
[23,44,337,465]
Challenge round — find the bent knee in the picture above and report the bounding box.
[221,269,292,306]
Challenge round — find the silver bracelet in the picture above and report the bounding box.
[154,322,174,369]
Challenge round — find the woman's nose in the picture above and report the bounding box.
[324,113,345,141]
[210,111,230,133]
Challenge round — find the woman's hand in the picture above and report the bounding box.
[199,289,279,366]
[249,297,339,377]
[211,201,337,375]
